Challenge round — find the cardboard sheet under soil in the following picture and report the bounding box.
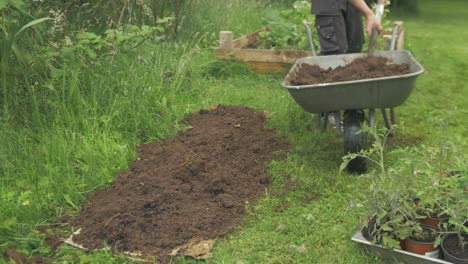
[289,56,410,85]
[68,105,288,263]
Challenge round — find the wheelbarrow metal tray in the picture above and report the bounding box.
[282,50,424,113]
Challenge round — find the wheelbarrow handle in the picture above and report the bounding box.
[303,20,317,57]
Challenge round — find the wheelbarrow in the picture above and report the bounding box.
[282,29,424,173]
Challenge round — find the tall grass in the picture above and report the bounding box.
[0,3,48,120]
[0,35,207,254]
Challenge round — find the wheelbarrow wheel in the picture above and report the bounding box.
[343,110,367,174]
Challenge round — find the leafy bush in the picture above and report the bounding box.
[39,0,183,34]
[0,0,177,123]
[257,0,315,50]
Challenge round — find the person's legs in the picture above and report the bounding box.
[314,15,348,55]
[314,5,363,55]
[343,3,364,53]
[340,5,365,132]
[314,14,348,129]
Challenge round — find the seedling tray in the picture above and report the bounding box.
[352,230,453,264]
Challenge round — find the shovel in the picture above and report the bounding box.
[367,0,385,56]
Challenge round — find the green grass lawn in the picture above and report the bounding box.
[1,0,467,263]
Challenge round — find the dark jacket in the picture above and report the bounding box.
[311,0,347,15]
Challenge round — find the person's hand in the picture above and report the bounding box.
[349,0,384,35]
[365,13,383,36]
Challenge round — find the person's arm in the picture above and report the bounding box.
[349,0,383,35]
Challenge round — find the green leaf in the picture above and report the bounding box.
[64,194,79,210]
[156,16,174,24]
[0,0,10,10]
[85,48,97,59]
[381,224,393,232]
[392,214,404,224]
[76,31,98,40]
[14,17,52,38]
[382,236,402,249]
[43,83,55,91]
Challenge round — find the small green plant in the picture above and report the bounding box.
[409,143,466,237]
[342,126,421,249]
[410,144,454,223]
[436,170,468,249]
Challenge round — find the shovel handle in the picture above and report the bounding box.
[367,0,385,56]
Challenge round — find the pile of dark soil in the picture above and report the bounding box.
[289,56,410,85]
[71,105,288,263]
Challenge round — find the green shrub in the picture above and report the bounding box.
[257,0,315,50]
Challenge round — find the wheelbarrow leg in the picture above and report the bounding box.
[390,108,396,124]
[368,108,375,128]
[317,112,342,133]
[317,112,330,131]
[389,108,397,136]
[323,112,330,131]
[381,108,392,130]
[316,113,322,131]
[333,111,342,133]
[381,108,396,136]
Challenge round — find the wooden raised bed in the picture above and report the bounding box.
[214,22,405,74]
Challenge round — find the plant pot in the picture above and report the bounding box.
[404,225,440,258]
[420,216,448,228]
[441,233,468,264]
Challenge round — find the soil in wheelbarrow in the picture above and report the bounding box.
[290,56,410,85]
[70,105,288,263]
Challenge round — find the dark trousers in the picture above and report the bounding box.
[314,3,364,55]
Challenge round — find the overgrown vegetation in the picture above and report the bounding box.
[1,0,467,263]
[257,0,314,50]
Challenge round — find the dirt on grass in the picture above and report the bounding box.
[3,249,47,264]
[69,105,288,263]
[289,56,410,85]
